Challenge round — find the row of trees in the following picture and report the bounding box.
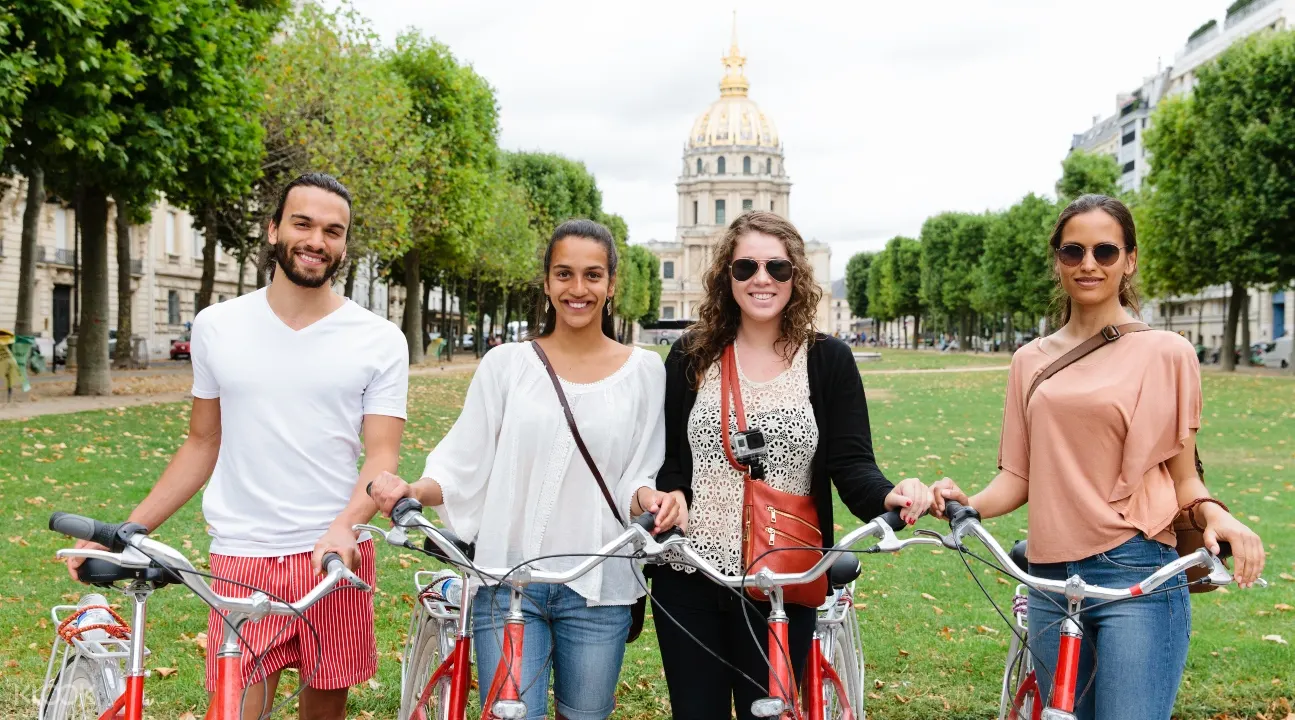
[3,1,658,393]
[846,29,1295,371]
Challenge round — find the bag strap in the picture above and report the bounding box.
[531,341,625,526]
[719,344,753,476]
[1026,323,1150,403]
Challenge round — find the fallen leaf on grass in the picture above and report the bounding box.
[1261,635,1287,645]
[977,625,1000,635]
[178,713,197,720]
[1275,604,1293,612]
[898,649,910,657]
[155,667,177,678]
[921,592,937,601]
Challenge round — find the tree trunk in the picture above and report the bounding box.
[402,248,424,365]
[422,280,431,354]
[344,257,357,299]
[1195,293,1204,346]
[113,199,134,369]
[487,287,497,341]
[14,167,44,337]
[1006,313,1015,352]
[912,314,921,349]
[502,289,512,343]
[1241,290,1251,366]
[443,281,454,361]
[196,206,218,313]
[75,190,112,395]
[1221,283,1244,372]
[960,312,972,353]
[368,260,377,310]
[475,277,486,359]
[236,244,248,297]
[457,279,467,349]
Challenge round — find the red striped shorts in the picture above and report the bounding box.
[204,540,377,692]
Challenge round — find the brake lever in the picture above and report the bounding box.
[56,547,153,568]
[352,523,408,547]
[913,528,961,551]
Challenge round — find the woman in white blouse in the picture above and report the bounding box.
[369,219,683,720]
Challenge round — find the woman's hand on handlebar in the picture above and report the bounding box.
[1201,509,1265,589]
[930,477,971,521]
[636,488,688,534]
[884,477,932,525]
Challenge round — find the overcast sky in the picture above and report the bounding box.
[342,0,1227,280]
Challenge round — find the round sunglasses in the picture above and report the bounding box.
[731,257,794,283]
[1055,242,1128,267]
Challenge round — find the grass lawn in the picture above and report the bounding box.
[641,342,1012,372]
[1,364,1291,718]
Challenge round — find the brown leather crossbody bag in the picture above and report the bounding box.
[1025,323,1220,594]
[720,344,827,607]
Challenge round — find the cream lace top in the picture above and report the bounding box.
[675,343,818,575]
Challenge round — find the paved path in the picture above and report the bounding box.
[858,364,1010,376]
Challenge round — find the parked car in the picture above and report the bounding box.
[170,334,191,361]
[1258,336,1292,369]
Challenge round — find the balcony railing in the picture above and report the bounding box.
[37,246,76,265]
[1225,0,1276,29]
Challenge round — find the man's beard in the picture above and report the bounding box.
[274,241,343,289]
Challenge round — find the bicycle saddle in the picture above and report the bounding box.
[77,558,176,589]
[1009,540,1029,573]
[826,553,862,589]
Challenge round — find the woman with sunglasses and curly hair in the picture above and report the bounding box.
[931,194,1265,720]
[650,211,930,719]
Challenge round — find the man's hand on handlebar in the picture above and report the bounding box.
[64,539,109,581]
[930,477,971,521]
[369,471,444,517]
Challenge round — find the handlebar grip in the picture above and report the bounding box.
[878,510,906,532]
[321,551,345,572]
[49,512,126,551]
[1215,541,1232,560]
[391,497,424,522]
[633,511,657,533]
[943,500,980,528]
[655,527,684,543]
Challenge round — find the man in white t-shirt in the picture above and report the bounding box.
[67,173,408,719]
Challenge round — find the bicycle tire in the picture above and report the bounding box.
[40,656,120,720]
[400,603,456,720]
[820,595,864,719]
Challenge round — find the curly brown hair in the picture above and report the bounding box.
[685,211,823,385]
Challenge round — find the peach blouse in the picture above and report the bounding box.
[997,331,1202,563]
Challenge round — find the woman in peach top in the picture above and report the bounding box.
[931,194,1264,720]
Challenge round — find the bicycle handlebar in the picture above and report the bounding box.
[652,511,940,592]
[940,500,1248,602]
[50,512,371,620]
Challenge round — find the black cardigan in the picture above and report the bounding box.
[656,333,894,547]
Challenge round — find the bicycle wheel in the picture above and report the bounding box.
[400,605,456,720]
[820,597,864,719]
[1000,636,1038,720]
[40,657,120,720]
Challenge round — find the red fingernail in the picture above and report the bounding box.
[907,517,915,525]
[906,500,913,506]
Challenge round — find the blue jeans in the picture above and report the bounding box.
[1027,534,1191,720]
[472,583,630,720]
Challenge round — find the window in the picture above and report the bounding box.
[165,213,176,255]
[167,290,180,325]
[696,158,702,175]
[1121,130,1136,146]
[769,200,775,212]
[766,158,772,174]
[218,295,227,303]
[743,156,751,175]
[663,261,674,279]
[192,226,204,259]
[1141,118,1147,128]
[693,200,698,226]
[1122,160,1135,174]
[717,157,726,174]
[662,306,675,320]
[54,207,68,250]
[742,199,753,213]
[715,199,726,225]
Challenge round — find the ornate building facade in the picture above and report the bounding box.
[644,23,831,327]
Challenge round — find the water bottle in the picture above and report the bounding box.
[426,573,462,607]
[73,594,119,643]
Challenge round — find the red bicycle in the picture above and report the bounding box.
[43,511,370,720]
[938,500,1261,720]
[649,509,938,720]
[354,495,665,720]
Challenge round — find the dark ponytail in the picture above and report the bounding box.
[533,219,618,339]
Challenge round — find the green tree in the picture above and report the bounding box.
[502,151,604,232]
[1057,149,1122,204]
[867,244,893,341]
[921,212,988,349]
[388,30,499,364]
[878,237,922,347]
[980,193,1057,347]
[844,251,873,319]
[1142,30,1295,371]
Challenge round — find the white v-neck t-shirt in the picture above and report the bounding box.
[191,288,409,556]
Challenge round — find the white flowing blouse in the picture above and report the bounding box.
[422,341,666,606]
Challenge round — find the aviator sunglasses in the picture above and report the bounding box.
[1055,242,1128,268]
[731,257,794,283]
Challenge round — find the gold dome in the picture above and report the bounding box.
[688,17,780,150]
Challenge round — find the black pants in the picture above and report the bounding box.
[651,565,815,720]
